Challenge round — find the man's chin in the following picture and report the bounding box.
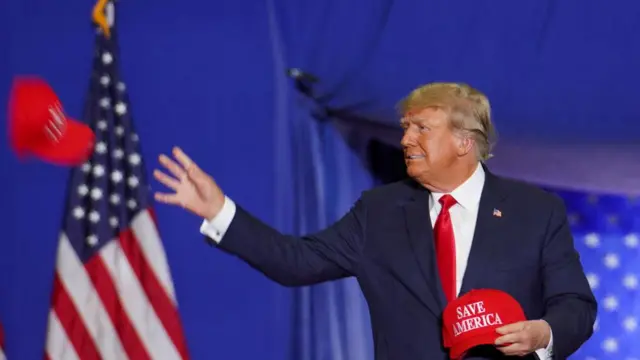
[405,165,427,179]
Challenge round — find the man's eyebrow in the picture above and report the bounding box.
[400,116,419,123]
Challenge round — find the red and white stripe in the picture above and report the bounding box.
[45,209,189,360]
[0,318,6,360]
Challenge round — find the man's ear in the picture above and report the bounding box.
[456,134,475,156]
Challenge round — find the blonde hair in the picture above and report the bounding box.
[397,82,496,161]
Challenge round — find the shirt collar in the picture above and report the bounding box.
[430,163,485,211]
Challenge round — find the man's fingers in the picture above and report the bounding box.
[494,321,545,357]
[496,321,526,335]
[173,146,198,172]
[494,332,521,346]
[154,192,182,205]
[188,167,211,190]
[168,146,211,188]
[159,154,187,180]
[153,169,181,190]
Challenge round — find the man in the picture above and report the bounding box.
[153,83,597,359]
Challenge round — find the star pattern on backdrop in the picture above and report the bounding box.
[555,191,640,360]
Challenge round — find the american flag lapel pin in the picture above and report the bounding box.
[492,208,502,218]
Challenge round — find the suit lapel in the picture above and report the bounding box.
[403,186,445,316]
[459,169,510,295]
[400,167,511,313]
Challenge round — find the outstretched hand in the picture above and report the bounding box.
[153,146,225,220]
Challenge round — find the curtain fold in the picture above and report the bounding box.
[268,2,375,358]
[285,100,376,360]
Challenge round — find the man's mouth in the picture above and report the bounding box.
[406,155,425,160]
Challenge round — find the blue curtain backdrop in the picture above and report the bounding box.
[282,95,375,360]
[267,4,375,356]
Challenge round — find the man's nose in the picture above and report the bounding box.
[400,132,414,147]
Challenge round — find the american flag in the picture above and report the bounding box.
[44,2,189,359]
[551,190,640,359]
[0,319,5,360]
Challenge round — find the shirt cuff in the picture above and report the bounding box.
[199,195,236,243]
[534,328,554,360]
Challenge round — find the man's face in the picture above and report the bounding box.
[400,107,461,181]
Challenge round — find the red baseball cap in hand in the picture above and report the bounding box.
[442,289,527,359]
[8,76,95,166]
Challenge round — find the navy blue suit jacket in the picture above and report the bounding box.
[210,168,597,360]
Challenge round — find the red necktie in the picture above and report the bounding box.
[434,194,457,303]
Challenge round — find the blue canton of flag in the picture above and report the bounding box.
[44,1,189,359]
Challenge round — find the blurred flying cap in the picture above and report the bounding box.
[8,76,95,166]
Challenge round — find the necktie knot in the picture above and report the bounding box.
[439,194,457,212]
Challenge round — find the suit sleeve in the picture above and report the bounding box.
[202,196,367,287]
[541,196,598,359]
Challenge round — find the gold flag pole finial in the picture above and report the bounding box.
[93,0,111,38]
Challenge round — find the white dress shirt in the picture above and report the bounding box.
[199,163,553,359]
